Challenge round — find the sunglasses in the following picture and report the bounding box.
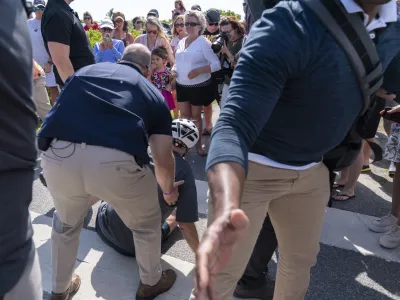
[208,22,219,26]
[102,28,113,33]
[136,21,143,25]
[34,7,45,11]
[185,22,200,27]
[84,17,91,20]
[221,29,233,34]
[147,30,158,35]
[114,19,123,23]
[175,23,184,28]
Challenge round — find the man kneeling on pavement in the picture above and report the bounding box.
[95,119,201,255]
[38,44,182,300]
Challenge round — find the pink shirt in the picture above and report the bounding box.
[134,34,174,65]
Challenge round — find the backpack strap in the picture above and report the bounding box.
[301,0,383,115]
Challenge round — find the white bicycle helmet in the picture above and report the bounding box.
[172,119,199,149]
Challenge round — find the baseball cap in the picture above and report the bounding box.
[34,0,46,8]
[205,9,221,24]
[191,4,202,11]
[147,9,159,17]
[99,18,114,30]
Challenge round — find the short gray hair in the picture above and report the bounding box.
[121,44,151,67]
[184,10,207,35]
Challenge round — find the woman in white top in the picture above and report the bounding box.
[135,17,175,66]
[173,10,221,156]
[170,15,187,53]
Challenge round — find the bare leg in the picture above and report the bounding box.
[172,90,179,119]
[203,104,213,132]
[178,101,192,119]
[49,86,59,105]
[179,222,199,252]
[336,168,349,185]
[333,146,364,200]
[191,105,206,155]
[363,141,371,166]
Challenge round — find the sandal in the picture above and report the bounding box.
[203,128,212,136]
[197,146,208,157]
[332,183,345,189]
[332,193,356,202]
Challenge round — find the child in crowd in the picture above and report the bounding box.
[149,46,176,111]
[172,0,186,19]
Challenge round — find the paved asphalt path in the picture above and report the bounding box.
[32,105,400,299]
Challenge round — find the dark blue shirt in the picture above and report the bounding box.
[207,2,400,172]
[38,62,172,163]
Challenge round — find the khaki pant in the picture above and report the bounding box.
[3,247,42,300]
[41,140,162,293]
[192,161,329,300]
[34,75,52,120]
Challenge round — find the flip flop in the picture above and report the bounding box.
[332,183,345,189]
[332,193,356,202]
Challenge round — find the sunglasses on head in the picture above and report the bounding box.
[208,22,218,26]
[147,30,158,35]
[185,22,199,27]
[175,23,184,28]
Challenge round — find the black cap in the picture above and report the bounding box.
[147,9,159,17]
[191,4,201,11]
[205,9,220,24]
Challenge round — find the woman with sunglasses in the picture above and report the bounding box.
[132,16,145,33]
[173,10,221,156]
[112,12,134,47]
[27,0,59,105]
[134,17,175,66]
[83,12,99,31]
[170,15,187,53]
[94,19,125,63]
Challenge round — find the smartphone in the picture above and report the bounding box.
[382,106,400,123]
[104,33,112,43]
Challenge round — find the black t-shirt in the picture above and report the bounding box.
[41,0,94,85]
[95,153,198,257]
[0,0,38,295]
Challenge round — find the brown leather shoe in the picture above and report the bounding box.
[136,269,177,300]
[51,274,81,300]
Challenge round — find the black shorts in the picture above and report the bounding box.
[176,79,215,107]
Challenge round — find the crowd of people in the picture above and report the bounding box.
[1,0,400,300]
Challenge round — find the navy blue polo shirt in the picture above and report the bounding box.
[38,62,172,163]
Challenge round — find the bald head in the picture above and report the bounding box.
[121,44,151,68]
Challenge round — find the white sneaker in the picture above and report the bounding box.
[388,162,396,178]
[380,225,400,249]
[368,214,398,233]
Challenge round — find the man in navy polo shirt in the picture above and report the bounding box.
[38,44,178,300]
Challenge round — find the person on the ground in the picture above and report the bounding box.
[112,12,134,47]
[172,0,186,19]
[191,4,201,11]
[135,17,174,66]
[32,59,52,120]
[149,47,176,111]
[28,0,59,104]
[173,10,221,156]
[219,16,245,108]
[193,1,400,300]
[94,18,124,63]
[96,118,201,254]
[41,0,95,87]
[83,11,99,31]
[0,1,43,299]
[37,44,179,300]
[202,8,223,135]
[132,16,145,33]
[147,9,172,35]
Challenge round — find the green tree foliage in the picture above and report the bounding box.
[86,28,103,49]
[106,8,114,18]
[220,9,241,20]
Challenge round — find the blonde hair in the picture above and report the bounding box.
[172,15,185,37]
[146,17,170,42]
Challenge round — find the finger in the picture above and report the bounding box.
[174,180,185,187]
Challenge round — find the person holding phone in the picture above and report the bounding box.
[94,18,125,63]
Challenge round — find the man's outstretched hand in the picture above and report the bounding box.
[195,209,249,300]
